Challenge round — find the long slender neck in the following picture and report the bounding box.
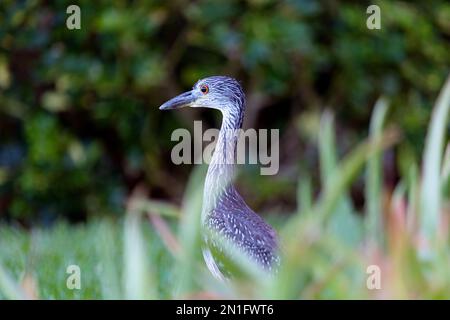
[202,105,244,222]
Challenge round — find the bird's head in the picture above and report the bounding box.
[159,76,245,114]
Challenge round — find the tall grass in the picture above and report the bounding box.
[420,75,450,253]
[365,97,389,247]
[0,75,449,299]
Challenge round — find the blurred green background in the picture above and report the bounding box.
[0,0,449,224]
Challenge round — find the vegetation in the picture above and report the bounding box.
[1,0,450,221]
[0,1,449,299]
[1,75,449,298]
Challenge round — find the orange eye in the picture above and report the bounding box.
[200,84,209,94]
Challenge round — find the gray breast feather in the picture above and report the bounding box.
[205,189,279,270]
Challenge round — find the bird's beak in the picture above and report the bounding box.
[159,90,196,110]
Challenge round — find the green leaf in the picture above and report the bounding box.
[365,97,389,246]
[419,74,450,251]
[318,111,361,246]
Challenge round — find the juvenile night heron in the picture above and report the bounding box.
[160,76,278,280]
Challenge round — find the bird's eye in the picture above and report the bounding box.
[200,84,209,94]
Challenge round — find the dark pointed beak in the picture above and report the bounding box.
[159,90,196,110]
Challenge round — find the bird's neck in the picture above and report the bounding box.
[202,107,244,221]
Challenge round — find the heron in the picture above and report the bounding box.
[159,76,278,280]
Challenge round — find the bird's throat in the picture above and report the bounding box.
[202,108,244,222]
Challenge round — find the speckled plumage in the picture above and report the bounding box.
[205,188,279,272]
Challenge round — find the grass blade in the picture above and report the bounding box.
[318,111,361,245]
[406,164,419,233]
[441,142,450,193]
[173,165,206,297]
[123,202,156,299]
[297,171,312,215]
[419,74,450,249]
[365,97,389,246]
[0,260,26,300]
[96,220,122,300]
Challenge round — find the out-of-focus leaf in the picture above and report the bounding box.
[365,97,389,246]
[419,75,450,252]
[318,112,361,246]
